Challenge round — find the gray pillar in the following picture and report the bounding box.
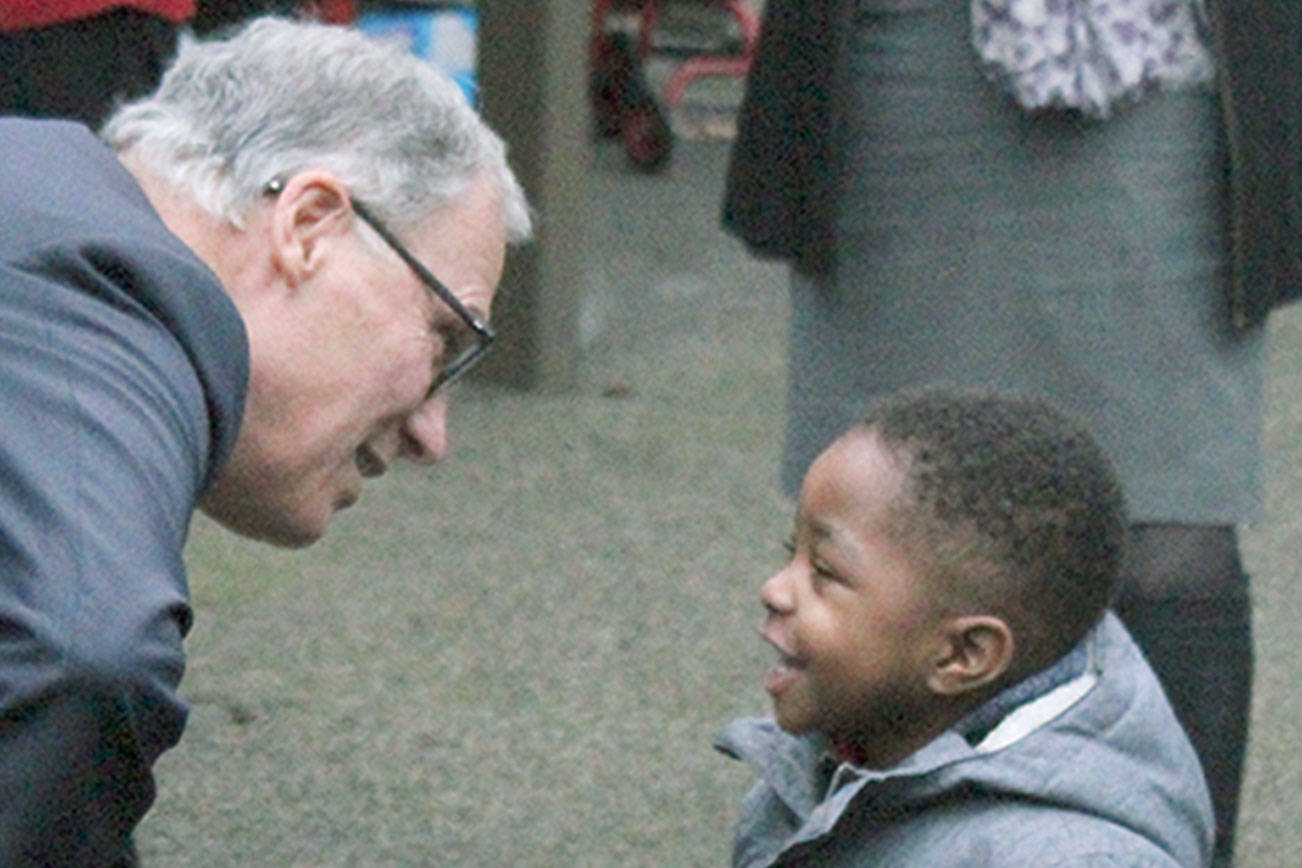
[477,0,591,390]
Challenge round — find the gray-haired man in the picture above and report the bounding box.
[0,17,529,863]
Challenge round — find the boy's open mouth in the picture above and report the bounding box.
[764,658,804,695]
[761,628,806,694]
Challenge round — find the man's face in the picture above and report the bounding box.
[200,174,506,547]
[759,430,944,768]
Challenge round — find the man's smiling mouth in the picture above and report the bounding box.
[354,444,387,478]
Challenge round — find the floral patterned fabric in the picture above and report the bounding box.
[972,0,1215,117]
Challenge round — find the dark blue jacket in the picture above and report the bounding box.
[0,118,248,864]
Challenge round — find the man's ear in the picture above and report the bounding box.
[268,170,352,287]
[926,615,1015,697]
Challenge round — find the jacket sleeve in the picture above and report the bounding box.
[1207,0,1302,328]
[0,261,206,865]
[720,0,839,274]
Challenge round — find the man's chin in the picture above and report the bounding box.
[197,500,327,549]
[256,524,324,549]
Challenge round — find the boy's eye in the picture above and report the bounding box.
[781,536,839,585]
[809,552,842,585]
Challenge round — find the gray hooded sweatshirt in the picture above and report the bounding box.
[716,613,1213,867]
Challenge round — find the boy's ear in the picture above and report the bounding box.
[926,615,1015,697]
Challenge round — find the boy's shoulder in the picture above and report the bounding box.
[715,614,1214,868]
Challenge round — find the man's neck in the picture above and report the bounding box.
[116,151,268,298]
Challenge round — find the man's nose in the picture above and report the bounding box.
[401,391,451,465]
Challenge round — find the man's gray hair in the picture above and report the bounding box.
[102,16,531,241]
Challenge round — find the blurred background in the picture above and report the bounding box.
[3,0,1295,863]
[146,4,1302,864]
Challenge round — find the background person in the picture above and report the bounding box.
[718,388,1213,866]
[721,2,1301,862]
[0,17,529,863]
[0,2,315,128]
[0,1,194,127]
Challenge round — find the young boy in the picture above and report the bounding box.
[716,388,1214,867]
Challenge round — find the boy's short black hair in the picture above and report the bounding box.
[859,387,1127,675]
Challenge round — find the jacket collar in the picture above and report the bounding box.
[715,616,1107,826]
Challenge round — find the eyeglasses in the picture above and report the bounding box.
[264,178,495,396]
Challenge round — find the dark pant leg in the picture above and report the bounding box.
[0,9,179,128]
[1112,524,1252,868]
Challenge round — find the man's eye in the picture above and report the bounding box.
[435,329,467,365]
[781,537,797,556]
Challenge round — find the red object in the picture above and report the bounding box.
[623,102,672,170]
[661,1,758,110]
[590,31,639,138]
[589,0,759,110]
[298,0,356,24]
[0,1,194,30]
[590,27,673,170]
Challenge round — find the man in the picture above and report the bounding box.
[0,17,530,863]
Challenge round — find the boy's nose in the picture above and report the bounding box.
[760,568,795,615]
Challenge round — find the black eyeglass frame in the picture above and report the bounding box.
[264,178,495,396]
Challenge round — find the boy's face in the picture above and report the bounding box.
[760,430,945,766]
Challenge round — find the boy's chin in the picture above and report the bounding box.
[771,703,818,735]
